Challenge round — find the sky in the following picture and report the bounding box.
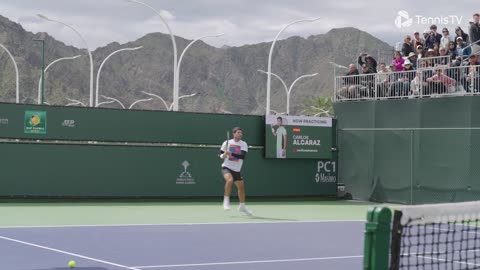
[0,0,478,50]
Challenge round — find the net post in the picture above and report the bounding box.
[363,206,392,270]
[389,210,403,270]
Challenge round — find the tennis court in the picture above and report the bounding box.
[0,201,369,270]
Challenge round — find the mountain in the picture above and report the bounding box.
[0,15,393,114]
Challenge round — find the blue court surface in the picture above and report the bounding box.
[0,221,364,270]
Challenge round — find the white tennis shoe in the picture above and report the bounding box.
[238,205,253,215]
[223,203,230,211]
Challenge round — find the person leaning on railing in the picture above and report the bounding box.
[390,60,415,97]
[377,63,391,97]
[337,64,360,99]
[465,55,480,92]
[360,64,376,98]
[426,68,456,94]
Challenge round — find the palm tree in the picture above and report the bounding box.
[302,96,334,117]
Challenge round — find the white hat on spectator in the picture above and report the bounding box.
[423,29,429,34]
[427,48,434,52]
[408,52,416,58]
[403,59,413,66]
[457,36,464,41]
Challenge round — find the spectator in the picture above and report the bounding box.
[448,41,458,61]
[426,68,456,93]
[456,37,472,60]
[426,25,442,49]
[433,43,440,56]
[338,64,360,99]
[358,53,378,73]
[410,71,426,96]
[391,59,415,96]
[392,51,405,71]
[423,29,430,48]
[377,63,391,97]
[360,64,376,97]
[470,13,480,55]
[440,28,453,51]
[455,27,470,44]
[413,31,424,49]
[466,55,480,92]
[416,45,424,58]
[426,48,436,58]
[407,52,418,69]
[438,48,449,65]
[402,35,414,56]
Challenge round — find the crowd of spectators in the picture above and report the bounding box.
[338,13,480,99]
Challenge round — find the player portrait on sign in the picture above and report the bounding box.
[271,116,287,159]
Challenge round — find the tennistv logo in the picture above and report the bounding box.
[395,10,463,29]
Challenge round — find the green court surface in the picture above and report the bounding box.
[0,200,376,227]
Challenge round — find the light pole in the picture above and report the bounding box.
[129,98,153,109]
[142,91,196,111]
[38,55,82,104]
[0,43,19,103]
[329,62,348,99]
[126,0,179,110]
[66,97,86,107]
[258,70,318,115]
[142,91,170,110]
[38,14,95,107]
[95,46,143,106]
[266,17,322,115]
[33,39,45,105]
[177,34,223,109]
[96,100,115,108]
[100,95,126,109]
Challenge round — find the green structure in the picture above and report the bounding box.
[335,96,480,205]
[363,207,391,270]
[0,103,337,198]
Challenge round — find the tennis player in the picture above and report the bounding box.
[219,127,252,215]
[271,117,287,158]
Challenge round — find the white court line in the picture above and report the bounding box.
[0,220,363,229]
[415,255,480,267]
[132,255,363,269]
[0,235,139,270]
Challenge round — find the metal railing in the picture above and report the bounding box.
[417,55,451,69]
[460,39,480,66]
[334,65,480,102]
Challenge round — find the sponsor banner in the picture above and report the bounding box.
[265,115,332,159]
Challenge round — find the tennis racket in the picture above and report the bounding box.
[224,131,230,160]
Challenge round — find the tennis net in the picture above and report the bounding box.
[364,201,480,270]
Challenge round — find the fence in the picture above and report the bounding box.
[0,103,337,198]
[416,55,451,68]
[339,128,480,205]
[334,96,480,204]
[334,64,480,101]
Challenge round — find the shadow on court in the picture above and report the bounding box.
[230,215,298,222]
[39,268,110,270]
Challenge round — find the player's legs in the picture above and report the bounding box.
[235,180,252,215]
[234,180,246,203]
[222,170,234,210]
